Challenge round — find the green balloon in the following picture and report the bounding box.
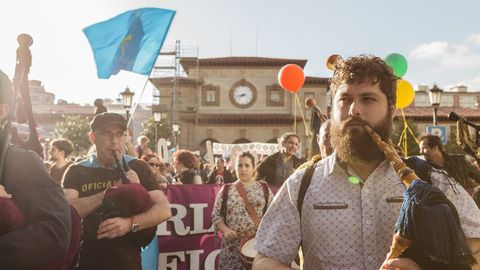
[385,53,408,77]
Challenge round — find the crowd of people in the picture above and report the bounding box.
[1,54,480,270]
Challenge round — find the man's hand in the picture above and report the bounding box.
[381,258,421,270]
[0,185,12,198]
[97,217,132,239]
[223,228,238,241]
[126,170,140,184]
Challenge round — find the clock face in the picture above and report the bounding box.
[233,85,254,106]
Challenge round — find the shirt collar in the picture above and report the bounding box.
[326,151,392,179]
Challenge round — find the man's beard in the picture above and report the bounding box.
[330,112,392,164]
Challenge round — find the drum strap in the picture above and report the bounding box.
[235,182,260,227]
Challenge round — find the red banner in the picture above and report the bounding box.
[157,184,223,270]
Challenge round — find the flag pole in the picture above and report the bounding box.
[126,75,150,128]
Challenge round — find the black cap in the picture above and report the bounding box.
[90,112,127,132]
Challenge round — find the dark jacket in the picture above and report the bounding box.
[208,168,234,184]
[256,151,305,186]
[175,169,198,184]
[441,154,480,190]
[0,145,72,269]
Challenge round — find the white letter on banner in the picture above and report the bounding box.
[158,251,185,270]
[186,249,203,270]
[156,204,190,236]
[189,203,213,234]
[204,249,221,269]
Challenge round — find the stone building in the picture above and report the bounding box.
[150,57,330,155]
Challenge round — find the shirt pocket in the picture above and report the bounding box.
[313,201,348,210]
[385,195,404,204]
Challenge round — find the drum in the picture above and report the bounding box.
[240,238,257,270]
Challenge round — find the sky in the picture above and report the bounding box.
[2,0,480,106]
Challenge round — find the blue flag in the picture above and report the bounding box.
[83,8,175,79]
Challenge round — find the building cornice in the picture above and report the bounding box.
[180,57,308,73]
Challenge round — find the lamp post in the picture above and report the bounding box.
[428,84,443,126]
[172,123,180,150]
[153,109,162,152]
[120,87,134,122]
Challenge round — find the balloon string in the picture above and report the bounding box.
[401,109,409,157]
[295,93,310,136]
[294,94,297,132]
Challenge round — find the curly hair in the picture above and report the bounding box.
[172,149,197,169]
[330,55,397,106]
[50,139,74,157]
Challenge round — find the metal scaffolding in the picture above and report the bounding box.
[151,40,199,149]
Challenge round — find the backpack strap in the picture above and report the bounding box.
[297,163,316,219]
[220,183,231,226]
[295,161,317,266]
[259,181,269,215]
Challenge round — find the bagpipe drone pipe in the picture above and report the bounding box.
[364,125,475,270]
[0,34,81,270]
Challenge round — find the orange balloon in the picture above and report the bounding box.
[278,64,305,93]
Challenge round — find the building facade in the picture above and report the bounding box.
[150,57,330,155]
[395,84,480,145]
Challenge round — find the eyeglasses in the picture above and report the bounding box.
[149,162,165,168]
[97,131,127,141]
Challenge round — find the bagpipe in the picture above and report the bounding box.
[0,34,81,270]
[305,97,328,160]
[94,151,156,247]
[450,111,480,164]
[364,125,475,269]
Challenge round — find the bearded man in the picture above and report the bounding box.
[252,55,480,270]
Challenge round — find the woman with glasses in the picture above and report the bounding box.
[142,154,168,187]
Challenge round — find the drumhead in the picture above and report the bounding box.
[240,238,257,258]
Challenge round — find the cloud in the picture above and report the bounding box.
[467,34,480,46]
[409,35,480,69]
[457,74,480,91]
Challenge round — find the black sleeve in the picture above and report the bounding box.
[208,170,216,184]
[0,147,71,269]
[129,159,160,191]
[256,158,268,181]
[466,159,480,183]
[62,164,82,191]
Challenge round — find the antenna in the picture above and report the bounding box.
[229,28,233,56]
[255,27,258,57]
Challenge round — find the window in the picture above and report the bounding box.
[206,90,216,103]
[266,85,284,106]
[202,85,220,106]
[459,95,477,109]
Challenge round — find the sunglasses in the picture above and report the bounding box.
[148,162,165,168]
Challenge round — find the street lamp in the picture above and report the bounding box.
[428,84,443,126]
[120,87,134,121]
[153,107,162,152]
[172,123,180,149]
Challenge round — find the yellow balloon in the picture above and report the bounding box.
[396,79,415,109]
